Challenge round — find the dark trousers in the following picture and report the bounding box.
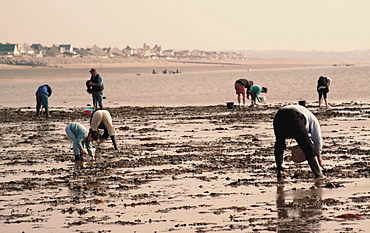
[91,91,103,109]
[273,109,318,170]
[318,88,328,100]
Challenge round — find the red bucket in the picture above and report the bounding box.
[84,108,93,115]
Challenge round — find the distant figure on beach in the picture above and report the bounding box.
[35,84,52,117]
[90,109,118,150]
[234,79,253,107]
[273,104,324,179]
[65,123,95,161]
[317,76,332,108]
[152,69,157,74]
[86,68,104,110]
[250,86,267,107]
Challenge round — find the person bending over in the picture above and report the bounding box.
[65,123,96,161]
[273,104,324,178]
[250,86,267,107]
[234,79,253,108]
[90,109,118,150]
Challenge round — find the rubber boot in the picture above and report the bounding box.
[36,108,40,117]
[111,135,118,150]
[45,108,50,118]
[307,156,324,178]
[75,154,84,161]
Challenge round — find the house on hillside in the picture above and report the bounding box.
[31,44,46,57]
[46,45,62,57]
[75,48,91,57]
[162,49,174,57]
[0,43,20,56]
[59,44,74,54]
[174,50,190,57]
[153,44,162,55]
[88,45,107,57]
[31,44,45,51]
[108,47,125,57]
[123,46,134,57]
[18,44,35,56]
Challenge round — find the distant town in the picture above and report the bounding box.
[1,42,369,67]
[0,42,247,67]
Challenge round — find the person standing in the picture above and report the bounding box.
[90,109,118,150]
[273,104,324,178]
[35,84,52,117]
[317,76,332,108]
[234,79,253,107]
[65,123,96,161]
[87,68,104,110]
[250,86,267,107]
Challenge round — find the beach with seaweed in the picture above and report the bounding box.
[0,60,369,232]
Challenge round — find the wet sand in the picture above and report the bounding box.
[0,102,369,232]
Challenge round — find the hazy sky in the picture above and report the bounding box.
[2,0,369,51]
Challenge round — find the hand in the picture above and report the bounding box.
[81,149,88,155]
[88,82,94,86]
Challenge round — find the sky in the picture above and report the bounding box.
[1,0,370,51]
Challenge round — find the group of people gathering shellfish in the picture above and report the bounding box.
[234,76,331,179]
[34,69,332,179]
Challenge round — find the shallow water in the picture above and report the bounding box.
[1,65,369,108]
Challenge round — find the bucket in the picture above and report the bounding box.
[226,102,234,109]
[290,145,306,163]
[298,100,306,106]
[84,108,93,115]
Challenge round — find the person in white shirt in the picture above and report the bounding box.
[90,110,118,150]
[273,104,324,178]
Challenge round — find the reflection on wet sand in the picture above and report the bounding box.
[276,180,324,232]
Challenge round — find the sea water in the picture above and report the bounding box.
[0,65,369,108]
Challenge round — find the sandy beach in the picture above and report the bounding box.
[0,59,369,232]
[0,102,369,232]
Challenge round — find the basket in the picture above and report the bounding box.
[289,145,306,163]
[226,102,234,109]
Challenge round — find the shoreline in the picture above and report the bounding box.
[1,58,369,72]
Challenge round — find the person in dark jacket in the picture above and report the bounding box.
[35,84,52,117]
[86,68,104,110]
[234,79,253,108]
[273,104,324,179]
[317,76,332,108]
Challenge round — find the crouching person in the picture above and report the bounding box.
[273,105,324,178]
[65,123,96,161]
[90,109,118,150]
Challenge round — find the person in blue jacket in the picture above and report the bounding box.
[65,122,96,161]
[35,84,52,117]
[250,85,267,106]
